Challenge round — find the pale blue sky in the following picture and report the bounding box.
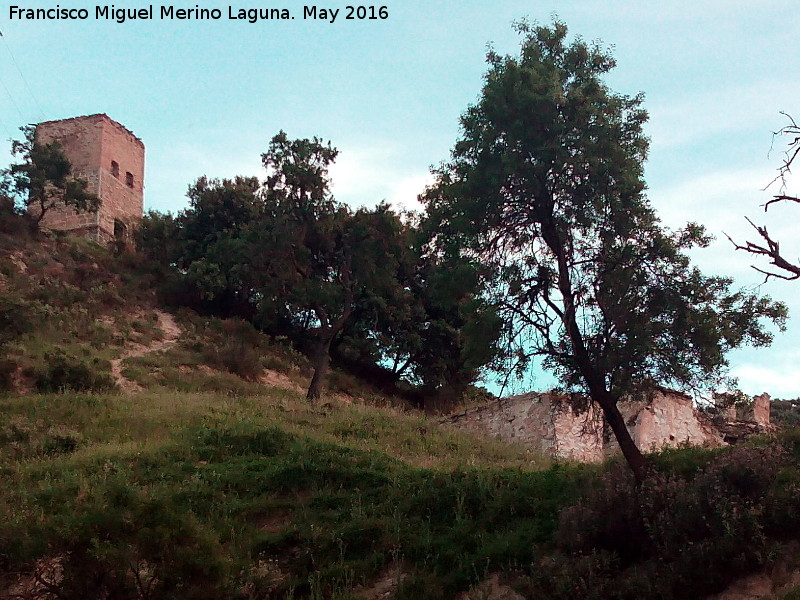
[2,1,799,397]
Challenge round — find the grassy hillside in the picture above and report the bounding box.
[0,387,566,599]
[3,230,800,599]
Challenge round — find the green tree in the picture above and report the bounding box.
[1,125,100,227]
[406,230,503,408]
[135,210,182,269]
[259,132,411,401]
[178,176,263,318]
[331,220,502,410]
[424,21,786,480]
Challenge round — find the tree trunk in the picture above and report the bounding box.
[594,391,650,483]
[305,295,354,403]
[306,335,332,401]
[539,212,650,482]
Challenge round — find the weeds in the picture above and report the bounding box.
[0,387,563,599]
[30,349,116,393]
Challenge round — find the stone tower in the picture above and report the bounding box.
[34,114,144,244]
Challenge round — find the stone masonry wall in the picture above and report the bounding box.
[739,393,771,428]
[613,390,724,454]
[446,392,605,462]
[34,114,144,244]
[445,388,762,462]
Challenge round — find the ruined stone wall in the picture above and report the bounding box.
[550,396,605,462]
[738,393,771,428]
[445,393,605,462]
[446,388,751,462]
[614,391,724,454]
[34,114,144,244]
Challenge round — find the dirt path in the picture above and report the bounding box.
[110,310,182,393]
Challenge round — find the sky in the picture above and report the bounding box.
[1,0,799,398]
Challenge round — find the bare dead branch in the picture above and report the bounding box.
[725,217,800,282]
[735,113,800,280]
[763,195,800,211]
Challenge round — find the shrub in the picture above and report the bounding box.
[527,443,799,600]
[15,485,233,599]
[0,195,29,235]
[0,418,83,459]
[217,339,262,381]
[202,319,265,381]
[0,357,17,392]
[0,297,33,346]
[42,425,84,455]
[32,350,116,393]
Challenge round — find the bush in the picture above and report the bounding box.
[0,417,83,459]
[0,195,29,235]
[202,319,264,381]
[523,443,800,600]
[41,425,84,455]
[217,339,262,381]
[0,297,33,346]
[32,350,116,393]
[0,357,17,392]
[12,485,232,599]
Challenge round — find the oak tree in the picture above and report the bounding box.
[259,132,409,401]
[424,21,786,480]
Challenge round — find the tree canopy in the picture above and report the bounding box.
[422,20,786,480]
[136,132,501,405]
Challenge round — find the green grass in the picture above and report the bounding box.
[5,232,800,599]
[0,387,568,599]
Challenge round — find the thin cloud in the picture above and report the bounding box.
[732,359,800,399]
[329,144,433,211]
[647,80,800,150]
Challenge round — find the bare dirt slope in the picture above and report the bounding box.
[110,310,181,392]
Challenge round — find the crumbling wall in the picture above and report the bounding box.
[614,390,724,454]
[740,393,771,428]
[550,396,605,462]
[446,388,765,462]
[445,393,604,462]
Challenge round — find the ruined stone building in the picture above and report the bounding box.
[445,390,772,462]
[33,114,144,244]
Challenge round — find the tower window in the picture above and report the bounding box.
[125,172,134,188]
[111,161,119,178]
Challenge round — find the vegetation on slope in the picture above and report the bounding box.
[3,386,800,599]
[0,387,566,599]
[0,219,155,395]
[0,19,799,597]
[1,226,800,599]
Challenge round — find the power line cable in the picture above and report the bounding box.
[0,72,24,121]
[0,29,46,120]
[0,111,17,142]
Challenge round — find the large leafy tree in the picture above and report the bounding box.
[408,226,503,408]
[424,21,786,480]
[1,125,100,226]
[333,223,503,410]
[258,132,412,401]
[179,176,263,318]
